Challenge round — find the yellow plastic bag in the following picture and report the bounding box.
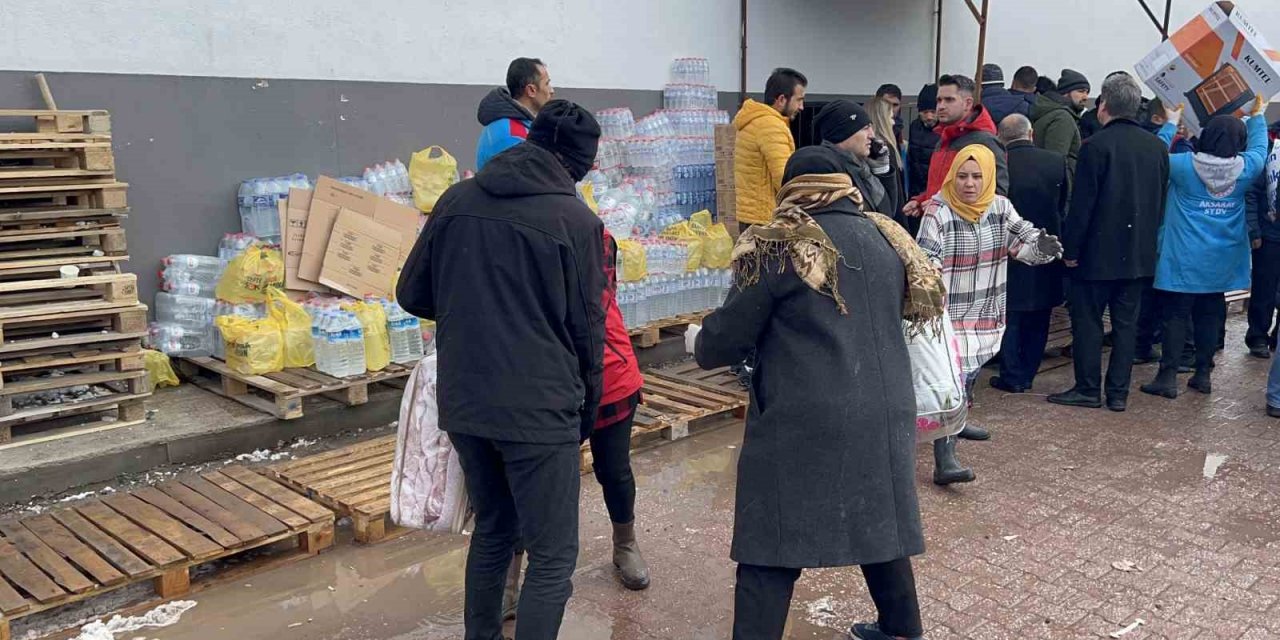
[702,223,733,269]
[216,242,284,303]
[142,349,180,388]
[660,221,704,272]
[215,316,284,375]
[342,300,391,372]
[617,239,648,282]
[267,288,315,368]
[409,146,458,213]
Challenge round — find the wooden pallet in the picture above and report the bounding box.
[0,181,127,210]
[0,273,136,321]
[628,312,709,349]
[0,109,112,136]
[0,465,332,640]
[268,436,401,544]
[0,139,114,172]
[0,303,145,353]
[1226,289,1249,312]
[177,357,417,420]
[648,361,748,399]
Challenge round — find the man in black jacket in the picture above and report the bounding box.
[1048,74,1169,413]
[397,100,605,640]
[906,84,939,201]
[1246,148,1280,358]
[991,114,1069,393]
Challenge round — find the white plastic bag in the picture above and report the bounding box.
[904,311,968,444]
[390,353,471,532]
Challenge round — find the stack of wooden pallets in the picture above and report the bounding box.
[0,109,148,447]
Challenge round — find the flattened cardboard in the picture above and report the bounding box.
[299,176,421,281]
[318,208,404,299]
[280,188,329,293]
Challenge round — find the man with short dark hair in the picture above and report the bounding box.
[734,68,806,231]
[1030,69,1088,179]
[400,100,605,640]
[992,114,1069,393]
[981,63,1035,125]
[902,74,1008,219]
[476,57,554,170]
[906,84,940,205]
[1049,74,1169,412]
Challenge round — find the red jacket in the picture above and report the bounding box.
[599,228,643,411]
[911,105,1002,204]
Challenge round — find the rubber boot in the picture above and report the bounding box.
[501,550,523,622]
[1187,369,1212,394]
[612,521,651,590]
[932,436,975,485]
[1140,366,1178,399]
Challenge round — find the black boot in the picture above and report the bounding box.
[1140,366,1179,399]
[932,436,975,485]
[612,521,651,590]
[1187,370,1212,394]
[957,422,990,441]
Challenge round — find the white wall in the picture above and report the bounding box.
[941,0,1280,95]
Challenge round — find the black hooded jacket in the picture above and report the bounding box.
[397,142,605,444]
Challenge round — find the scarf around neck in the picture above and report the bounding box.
[822,140,887,211]
[732,173,946,335]
[941,144,997,223]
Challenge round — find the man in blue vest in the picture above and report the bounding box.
[476,57,554,170]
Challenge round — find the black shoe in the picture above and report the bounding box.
[932,437,976,486]
[1107,397,1127,412]
[1268,405,1280,418]
[989,376,1028,393]
[957,423,991,441]
[1140,367,1179,399]
[1047,389,1102,408]
[1133,350,1160,365]
[849,622,922,640]
[1187,372,1212,394]
[1249,344,1272,359]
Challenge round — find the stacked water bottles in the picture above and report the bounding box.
[149,255,227,357]
[236,174,311,243]
[382,299,426,364]
[616,269,733,330]
[304,300,367,378]
[362,160,413,206]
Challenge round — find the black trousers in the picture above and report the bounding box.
[1136,281,1162,355]
[998,308,1053,388]
[448,433,580,640]
[1246,240,1280,348]
[588,407,637,524]
[732,559,923,640]
[1069,278,1144,400]
[1159,292,1227,374]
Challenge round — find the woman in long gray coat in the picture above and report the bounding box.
[690,146,944,640]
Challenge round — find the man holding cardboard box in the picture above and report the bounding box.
[398,100,604,640]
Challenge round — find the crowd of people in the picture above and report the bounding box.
[396,56,1280,640]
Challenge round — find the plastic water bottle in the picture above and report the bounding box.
[147,322,213,357]
[340,312,364,376]
[237,181,255,236]
[155,292,216,327]
[163,280,218,298]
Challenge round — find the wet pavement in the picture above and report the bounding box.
[108,317,1280,639]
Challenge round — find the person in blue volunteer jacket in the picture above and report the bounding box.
[475,57,553,170]
[1140,98,1270,399]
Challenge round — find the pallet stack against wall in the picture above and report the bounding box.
[0,109,148,447]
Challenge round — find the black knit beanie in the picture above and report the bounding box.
[1199,116,1247,159]
[815,99,873,144]
[1057,69,1091,94]
[917,84,939,111]
[527,99,601,181]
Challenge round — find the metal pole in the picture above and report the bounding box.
[739,0,748,106]
[1162,0,1172,41]
[933,0,943,82]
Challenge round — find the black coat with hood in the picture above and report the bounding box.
[397,142,605,444]
[982,86,1036,126]
[907,117,940,199]
[1006,141,1069,311]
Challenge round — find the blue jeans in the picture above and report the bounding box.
[1268,352,1280,408]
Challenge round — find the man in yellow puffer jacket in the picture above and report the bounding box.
[734,68,807,231]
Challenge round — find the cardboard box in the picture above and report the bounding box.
[717,188,738,238]
[299,176,422,282]
[318,208,404,299]
[278,189,330,293]
[715,157,735,191]
[714,124,736,159]
[1136,1,1280,133]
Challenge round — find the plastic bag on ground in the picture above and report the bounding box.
[905,310,968,444]
[266,288,315,368]
[409,146,459,213]
[343,300,391,372]
[391,352,471,533]
[215,316,284,375]
[617,239,648,282]
[142,349,180,388]
[215,242,284,304]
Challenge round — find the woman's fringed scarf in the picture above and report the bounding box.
[732,173,945,336]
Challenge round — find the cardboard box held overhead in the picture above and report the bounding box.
[298,176,421,283]
[1136,1,1280,134]
[319,209,403,299]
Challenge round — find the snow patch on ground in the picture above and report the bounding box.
[69,601,196,640]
